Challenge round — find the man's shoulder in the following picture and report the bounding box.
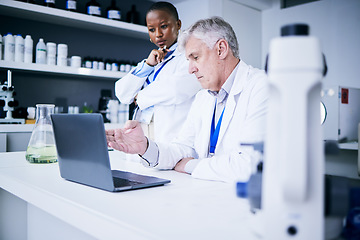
[194,89,211,99]
[231,61,267,94]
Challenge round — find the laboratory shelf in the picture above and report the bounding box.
[0,60,126,80]
[339,142,358,151]
[0,0,148,39]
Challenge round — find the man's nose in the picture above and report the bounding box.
[188,62,197,74]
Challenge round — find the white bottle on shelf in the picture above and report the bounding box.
[24,35,34,63]
[57,43,68,66]
[46,42,56,65]
[36,38,46,64]
[117,102,129,125]
[4,33,15,61]
[15,34,25,62]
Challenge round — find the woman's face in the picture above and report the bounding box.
[146,9,181,49]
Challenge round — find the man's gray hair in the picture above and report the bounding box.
[178,16,239,58]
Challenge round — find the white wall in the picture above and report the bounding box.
[222,0,262,68]
[175,0,262,68]
[175,0,210,29]
[262,0,360,89]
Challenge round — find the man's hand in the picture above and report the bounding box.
[174,157,194,174]
[106,120,148,155]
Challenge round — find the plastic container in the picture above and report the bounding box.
[111,62,118,71]
[25,104,57,163]
[107,0,121,20]
[15,34,25,62]
[57,44,68,66]
[66,0,77,11]
[44,0,55,7]
[98,59,104,70]
[118,102,129,125]
[4,33,15,61]
[46,42,56,65]
[35,38,46,64]
[126,5,140,24]
[71,56,81,68]
[84,57,92,68]
[24,35,33,63]
[86,0,101,16]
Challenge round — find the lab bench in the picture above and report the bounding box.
[0,151,253,240]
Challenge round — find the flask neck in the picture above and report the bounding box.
[35,104,55,124]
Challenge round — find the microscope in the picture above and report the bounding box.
[237,24,360,239]
[0,70,24,124]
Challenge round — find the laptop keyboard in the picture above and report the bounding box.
[113,177,144,187]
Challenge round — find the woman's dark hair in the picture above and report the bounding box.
[147,1,179,21]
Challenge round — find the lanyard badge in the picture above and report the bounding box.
[209,103,225,154]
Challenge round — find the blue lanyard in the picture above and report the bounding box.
[146,52,175,85]
[209,102,225,154]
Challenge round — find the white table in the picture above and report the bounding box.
[0,151,254,240]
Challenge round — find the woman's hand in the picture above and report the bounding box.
[145,47,170,66]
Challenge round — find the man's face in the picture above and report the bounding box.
[185,37,222,91]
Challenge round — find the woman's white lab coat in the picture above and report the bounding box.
[115,48,201,143]
[155,61,268,183]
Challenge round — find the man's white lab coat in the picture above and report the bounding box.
[155,61,268,183]
[115,47,201,143]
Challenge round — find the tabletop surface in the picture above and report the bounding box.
[0,151,254,240]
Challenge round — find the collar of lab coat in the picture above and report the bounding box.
[216,60,249,147]
[168,43,181,59]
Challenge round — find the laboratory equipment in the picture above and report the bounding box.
[35,38,46,64]
[322,86,360,142]
[25,104,57,163]
[71,56,81,68]
[0,70,24,124]
[46,42,56,65]
[14,34,24,63]
[44,0,55,8]
[4,33,15,61]
[237,23,360,239]
[263,23,325,239]
[237,142,360,239]
[98,89,112,123]
[86,0,101,17]
[24,35,33,63]
[106,0,121,21]
[57,44,68,67]
[66,0,77,12]
[126,5,140,24]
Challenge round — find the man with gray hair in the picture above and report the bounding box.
[106,17,268,183]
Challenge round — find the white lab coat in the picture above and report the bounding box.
[115,47,201,143]
[155,61,268,183]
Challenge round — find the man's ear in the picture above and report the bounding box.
[216,39,229,60]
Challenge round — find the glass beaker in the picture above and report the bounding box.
[25,104,57,163]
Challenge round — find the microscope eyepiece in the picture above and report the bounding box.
[281,23,309,36]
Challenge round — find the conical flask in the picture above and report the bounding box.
[25,104,57,163]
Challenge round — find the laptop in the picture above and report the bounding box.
[51,113,170,192]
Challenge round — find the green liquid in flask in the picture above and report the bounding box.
[25,145,57,163]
